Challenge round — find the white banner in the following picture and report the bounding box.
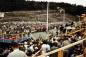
[0,12,4,17]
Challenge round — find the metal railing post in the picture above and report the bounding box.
[58,49,63,57]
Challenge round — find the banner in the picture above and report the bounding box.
[0,12,4,17]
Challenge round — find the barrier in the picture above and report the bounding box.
[58,49,63,57]
[31,27,85,57]
[64,28,84,36]
[38,38,86,57]
[32,48,42,57]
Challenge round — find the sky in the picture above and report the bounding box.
[28,0,86,6]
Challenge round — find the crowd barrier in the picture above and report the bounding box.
[37,38,86,57]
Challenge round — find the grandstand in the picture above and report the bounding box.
[0,10,77,22]
[0,1,85,57]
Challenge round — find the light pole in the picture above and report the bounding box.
[46,2,49,32]
[63,9,65,24]
[57,7,65,26]
[77,15,81,28]
[78,16,81,22]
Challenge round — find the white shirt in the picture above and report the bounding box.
[42,44,50,52]
[28,45,34,52]
[7,49,27,57]
[46,44,50,51]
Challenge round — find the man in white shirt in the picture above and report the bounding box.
[41,41,50,52]
[28,44,34,52]
[7,43,27,57]
[46,44,50,51]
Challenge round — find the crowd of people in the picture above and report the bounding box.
[0,21,86,57]
[0,22,46,40]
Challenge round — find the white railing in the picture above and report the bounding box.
[38,38,86,57]
[32,48,42,57]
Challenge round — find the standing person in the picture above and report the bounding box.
[7,42,27,57]
[2,48,10,57]
[41,40,50,52]
[83,40,86,57]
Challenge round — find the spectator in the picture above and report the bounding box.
[2,48,10,57]
[7,43,27,57]
[83,40,86,57]
[41,40,50,52]
[62,38,71,46]
[0,48,4,57]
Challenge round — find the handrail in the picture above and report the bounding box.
[64,28,84,36]
[38,38,86,57]
[67,28,84,35]
[32,48,42,57]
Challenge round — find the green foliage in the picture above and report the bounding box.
[0,0,85,16]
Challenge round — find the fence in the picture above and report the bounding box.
[37,38,86,57]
